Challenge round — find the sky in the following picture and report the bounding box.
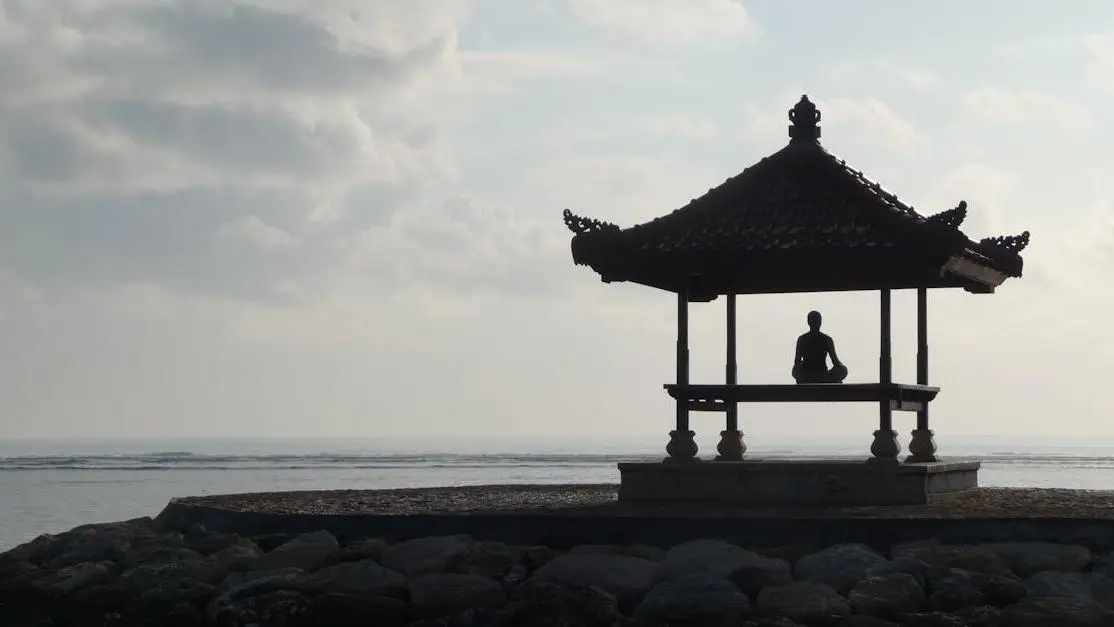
[0,0,1112,447]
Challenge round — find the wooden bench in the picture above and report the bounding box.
[664,383,939,413]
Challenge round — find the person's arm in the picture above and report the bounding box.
[827,336,843,367]
[794,336,804,365]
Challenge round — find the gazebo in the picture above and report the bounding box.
[563,96,1029,483]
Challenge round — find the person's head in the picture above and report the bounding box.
[807,310,822,331]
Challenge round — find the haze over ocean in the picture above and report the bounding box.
[1,434,1110,551]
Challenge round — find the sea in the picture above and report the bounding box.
[2,434,1113,552]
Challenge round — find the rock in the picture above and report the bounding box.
[1002,596,1114,627]
[40,520,157,570]
[1024,570,1114,607]
[379,534,472,576]
[634,574,750,627]
[953,604,1002,627]
[985,542,1091,577]
[508,581,622,627]
[184,528,245,557]
[795,543,886,594]
[836,616,897,627]
[531,552,657,612]
[410,573,507,619]
[502,563,529,590]
[867,557,943,591]
[296,593,407,627]
[982,574,1027,607]
[927,570,987,612]
[729,561,794,601]
[200,541,263,582]
[848,573,925,619]
[901,612,966,627]
[60,583,133,619]
[755,581,851,625]
[891,541,1012,578]
[322,537,389,567]
[523,545,558,570]
[119,544,202,570]
[126,577,216,619]
[452,541,523,579]
[658,539,791,587]
[249,530,338,572]
[209,567,309,615]
[32,560,116,594]
[211,588,308,626]
[301,558,406,599]
[571,544,665,562]
[251,533,297,553]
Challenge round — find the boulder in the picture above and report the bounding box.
[900,612,966,627]
[297,593,407,627]
[210,567,309,610]
[531,552,657,611]
[795,543,886,594]
[248,530,337,572]
[409,572,507,619]
[926,570,987,612]
[985,541,1091,577]
[634,573,750,627]
[571,544,666,562]
[379,534,472,576]
[118,544,202,570]
[507,581,622,627]
[522,545,559,570]
[866,557,943,591]
[1002,596,1114,627]
[301,558,406,599]
[755,581,851,625]
[953,604,1003,627]
[125,577,216,619]
[452,541,523,579]
[210,588,309,626]
[848,573,925,619]
[982,574,1027,607]
[32,560,117,594]
[322,537,389,567]
[1023,570,1114,607]
[891,541,1012,578]
[658,539,790,587]
[836,616,898,627]
[40,520,157,570]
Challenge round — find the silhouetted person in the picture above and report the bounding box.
[792,311,848,384]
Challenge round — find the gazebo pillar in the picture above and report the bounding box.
[908,287,939,462]
[870,288,900,462]
[666,288,698,462]
[716,294,745,461]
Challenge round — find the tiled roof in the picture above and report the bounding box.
[564,96,1028,294]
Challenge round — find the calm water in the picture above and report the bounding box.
[2,435,1113,551]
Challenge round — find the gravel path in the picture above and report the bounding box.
[174,485,1114,519]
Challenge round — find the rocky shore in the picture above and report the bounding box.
[4,516,1114,626]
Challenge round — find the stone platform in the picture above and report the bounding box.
[154,484,1114,552]
[618,459,980,506]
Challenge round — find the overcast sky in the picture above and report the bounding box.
[0,0,1112,446]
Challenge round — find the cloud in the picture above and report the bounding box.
[827,60,939,92]
[962,87,1091,130]
[568,0,752,43]
[0,0,470,300]
[1084,33,1114,94]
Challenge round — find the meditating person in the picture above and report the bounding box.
[792,310,848,384]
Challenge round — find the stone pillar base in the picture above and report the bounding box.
[870,429,900,461]
[714,429,746,461]
[907,429,939,463]
[664,430,698,463]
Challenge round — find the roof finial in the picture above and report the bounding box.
[788,95,821,143]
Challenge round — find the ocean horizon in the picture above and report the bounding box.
[3,434,1112,551]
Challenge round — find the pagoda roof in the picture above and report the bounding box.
[563,95,1029,300]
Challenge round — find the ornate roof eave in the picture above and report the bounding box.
[562,95,1031,294]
